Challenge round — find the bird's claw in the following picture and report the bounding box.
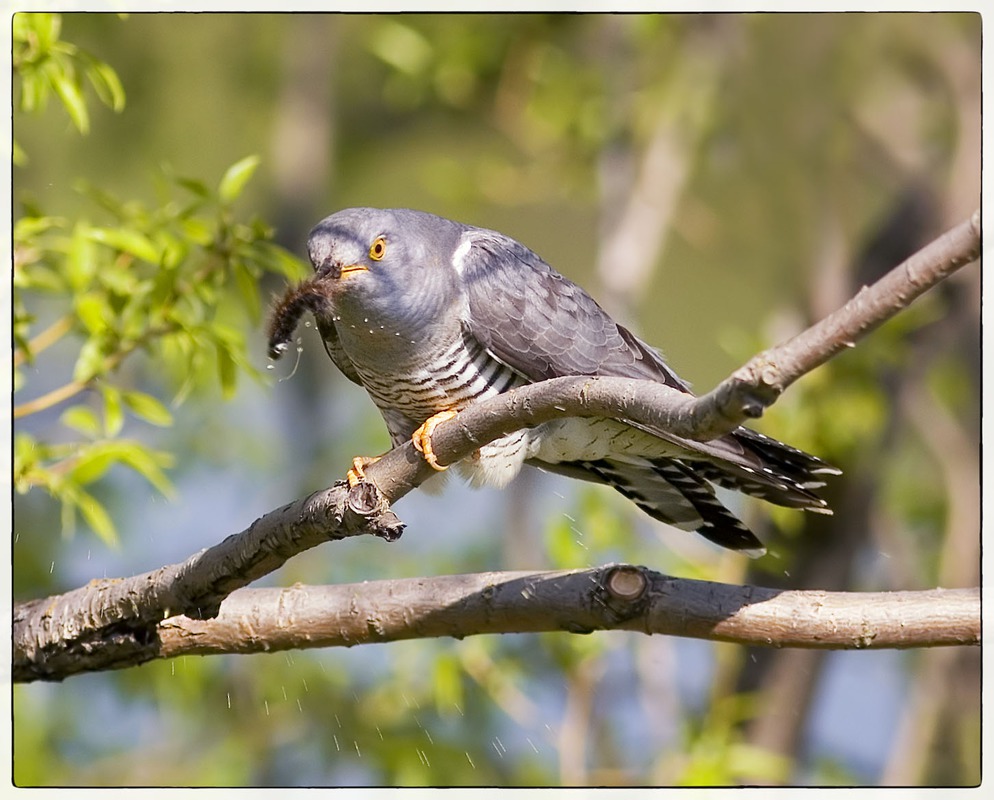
[412,409,458,471]
[347,455,381,487]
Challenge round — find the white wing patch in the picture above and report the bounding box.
[451,233,476,275]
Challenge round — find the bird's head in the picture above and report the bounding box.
[306,207,467,340]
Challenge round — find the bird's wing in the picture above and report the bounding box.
[458,229,732,459]
[458,230,690,391]
[458,229,837,504]
[316,319,364,386]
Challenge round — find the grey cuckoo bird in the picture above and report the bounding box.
[268,207,839,556]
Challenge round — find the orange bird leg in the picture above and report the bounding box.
[347,455,382,487]
[412,409,459,471]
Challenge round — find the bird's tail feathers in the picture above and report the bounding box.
[578,458,767,557]
[698,427,840,513]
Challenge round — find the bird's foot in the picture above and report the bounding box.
[347,455,381,487]
[412,409,458,471]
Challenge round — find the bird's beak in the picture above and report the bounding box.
[337,263,368,279]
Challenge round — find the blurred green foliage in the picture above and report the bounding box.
[13,14,307,544]
[11,11,979,789]
[12,12,124,153]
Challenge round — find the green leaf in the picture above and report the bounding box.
[66,441,174,500]
[215,342,237,398]
[66,220,98,291]
[32,13,62,51]
[176,177,211,198]
[122,390,173,427]
[67,445,119,486]
[60,405,102,438]
[15,264,66,292]
[18,69,48,114]
[75,291,111,334]
[13,138,28,166]
[46,61,89,134]
[83,57,126,112]
[88,226,161,264]
[14,215,65,243]
[101,384,124,436]
[99,265,139,296]
[73,336,105,382]
[218,155,260,204]
[13,433,39,492]
[180,216,214,246]
[158,234,189,270]
[251,240,310,279]
[75,487,117,546]
[12,12,32,45]
[114,444,175,498]
[118,288,155,341]
[73,180,126,218]
[368,20,433,76]
[193,279,216,306]
[234,261,261,320]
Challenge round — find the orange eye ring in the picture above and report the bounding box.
[369,236,387,261]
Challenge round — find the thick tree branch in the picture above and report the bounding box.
[12,481,405,681]
[12,211,981,682]
[159,568,979,654]
[13,567,981,681]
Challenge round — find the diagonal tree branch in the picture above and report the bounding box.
[625,207,982,441]
[12,210,981,683]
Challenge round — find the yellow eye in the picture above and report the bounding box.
[369,236,387,261]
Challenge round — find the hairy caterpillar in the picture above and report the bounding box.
[266,277,335,360]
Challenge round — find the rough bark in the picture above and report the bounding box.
[12,211,981,683]
[13,567,980,682]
